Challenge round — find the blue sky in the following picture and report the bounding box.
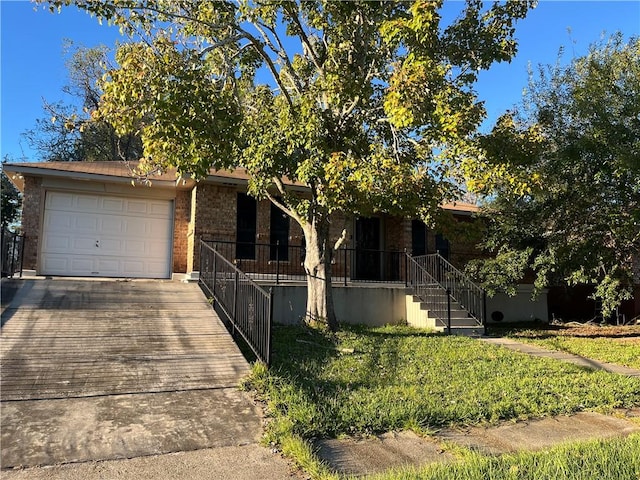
[1,0,639,163]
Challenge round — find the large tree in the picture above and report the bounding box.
[463,33,640,317]
[43,0,533,330]
[23,42,142,162]
[1,169,22,230]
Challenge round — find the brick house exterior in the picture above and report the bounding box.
[4,161,480,280]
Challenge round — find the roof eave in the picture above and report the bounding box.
[2,164,180,191]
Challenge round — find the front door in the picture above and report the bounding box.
[355,217,381,280]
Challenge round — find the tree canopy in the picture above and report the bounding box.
[42,0,534,329]
[464,33,640,317]
[1,169,22,230]
[23,41,142,162]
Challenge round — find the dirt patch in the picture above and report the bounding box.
[496,323,640,339]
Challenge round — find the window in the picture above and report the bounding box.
[411,220,427,256]
[236,193,256,259]
[270,203,290,260]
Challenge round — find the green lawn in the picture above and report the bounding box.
[504,326,640,369]
[244,324,640,478]
[370,434,640,480]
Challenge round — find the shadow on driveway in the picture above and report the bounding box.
[1,279,260,469]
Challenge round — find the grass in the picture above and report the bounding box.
[243,324,640,477]
[502,325,640,369]
[369,433,640,480]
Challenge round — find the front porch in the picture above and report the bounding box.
[197,240,549,339]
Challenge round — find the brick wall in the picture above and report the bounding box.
[384,215,411,251]
[256,199,270,242]
[20,176,42,270]
[187,183,238,271]
[172,189,190,273]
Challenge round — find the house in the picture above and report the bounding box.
[2,161,481,281]
[3,161,551,327]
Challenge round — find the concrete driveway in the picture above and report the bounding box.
[0,279,263,469]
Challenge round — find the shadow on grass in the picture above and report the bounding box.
[491,323,640,340]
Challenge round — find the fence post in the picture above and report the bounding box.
[446,287,452,336]
[199,239,203,278]
[404,250,409,287]
[0,228,5,277]
[344,247,348,286]
[275,240,280,285]
[483,290,488,336]
[267,287,273,366]
[232,269,239,337]
[18,236,25,278]
[211,245,218,308]
[9,235,17,278]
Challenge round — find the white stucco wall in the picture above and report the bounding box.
[269,284,548,327]
[485,285,548,324]
[271,284,409,326]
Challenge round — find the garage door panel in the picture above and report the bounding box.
[72,237,99,252]
[148,240,171,257]
[126,200,149,215]
[122,218,148,237]
[95,258,122,275]
[46,192,74,210]
[148,219,172,236]
[44,211,73,230]
[122,239,146,256]
[40,255,73,274]
[76,216,99,231]
[145,260,171,276]
[41,192,173,278]
[75,195,100,211]
[122,260,146,276]
[43,234,72,251]
[98,238,124,254]
[148,201,173,217]
[100,216,125,234]
[102,198,125,213]
[70,257,97,274]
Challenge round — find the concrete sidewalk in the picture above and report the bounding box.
[315,411,640,477]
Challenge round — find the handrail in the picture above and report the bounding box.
[199,240,272,365]
[202,239,405,284]
[407,252,486,331]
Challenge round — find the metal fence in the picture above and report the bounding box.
[199,240,272,365]
[202,239,405,284]
[1,229,24,278]
[406,254,453,332]
[410,253,486,329]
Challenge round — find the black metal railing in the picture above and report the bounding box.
[199,240,272,365]
[413,253,486,326]
[407,254,453,332]
[407,252,486,332]
[202,239,405,284]
[1,229,24,278]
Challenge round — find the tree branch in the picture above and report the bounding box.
[236,27,295,108]
[266,178,305,227]
[284,3,325,79]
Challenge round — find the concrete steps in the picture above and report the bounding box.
[405,291,484,336]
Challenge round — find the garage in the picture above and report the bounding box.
[40,191,173,278]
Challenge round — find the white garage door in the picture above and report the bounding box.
[41,191,173,278]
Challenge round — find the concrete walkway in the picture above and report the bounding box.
[315,410,640,477]
[481,336,640,377]
[1,279,299,479]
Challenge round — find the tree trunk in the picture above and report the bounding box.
[303,216,338,331]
